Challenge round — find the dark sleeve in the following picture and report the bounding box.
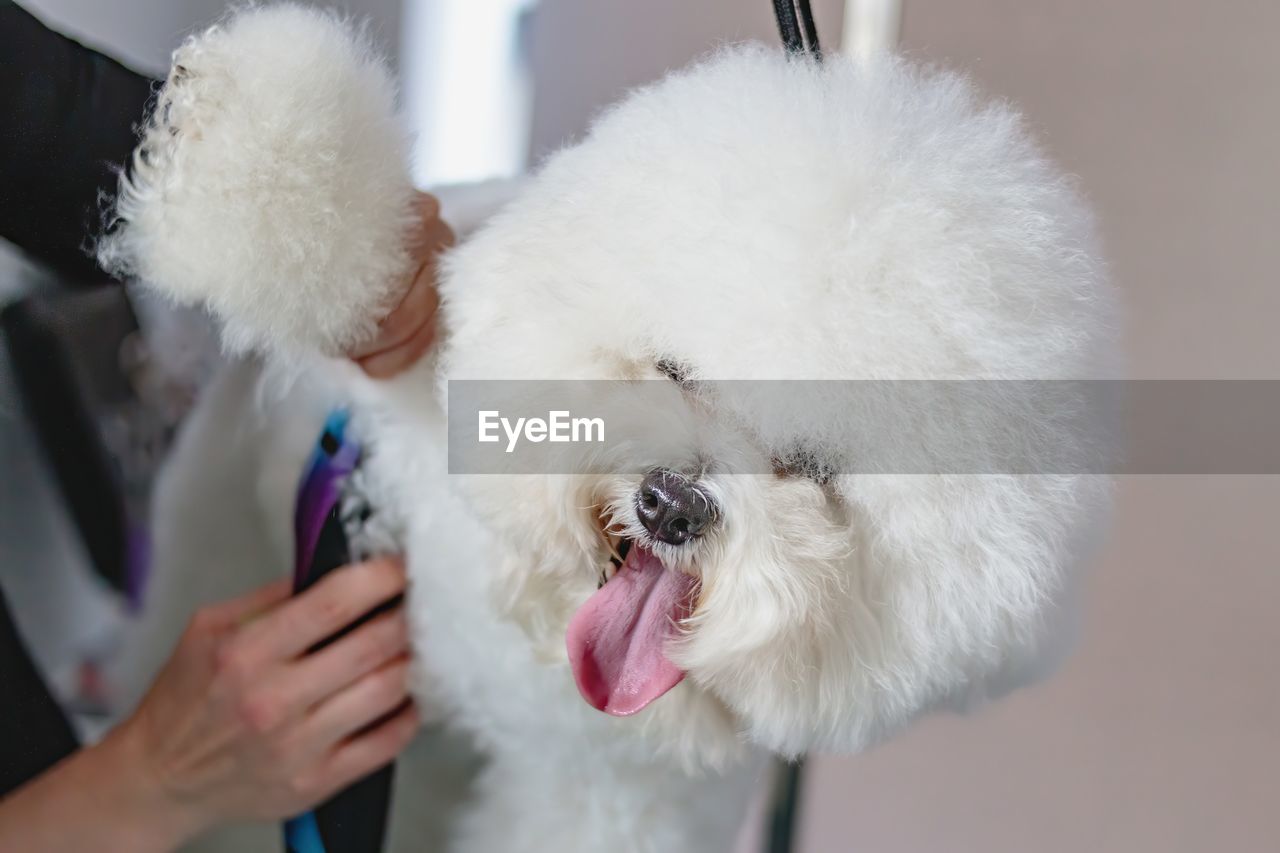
[0,587,79,797]
[0,2,156,281]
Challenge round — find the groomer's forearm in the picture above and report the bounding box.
[0,724,199,852]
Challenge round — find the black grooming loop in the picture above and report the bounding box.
[772,0,823,59]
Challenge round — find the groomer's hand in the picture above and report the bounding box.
[0,559,416,852]
[117,558,416,842]
[350,192,455,378]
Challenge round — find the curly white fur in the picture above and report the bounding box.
[110,6,1114,851]
[98,2,415,360]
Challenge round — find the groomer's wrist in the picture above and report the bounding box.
[86,721,210,852]
[0,722,204,853]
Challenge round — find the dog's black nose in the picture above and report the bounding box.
[636,468,714,545]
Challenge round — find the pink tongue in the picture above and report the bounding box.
[566,545,698,716]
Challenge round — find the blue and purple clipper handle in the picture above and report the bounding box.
[292,410,362,590]
[284,410,395,853]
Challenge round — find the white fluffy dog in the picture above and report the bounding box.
[103,5,1113,851]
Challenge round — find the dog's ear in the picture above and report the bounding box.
[98,4,415,364]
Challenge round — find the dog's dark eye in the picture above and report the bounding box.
[771,449,833,485]
[656,358,691,384]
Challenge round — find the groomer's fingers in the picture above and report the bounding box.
[231,558,406,662]
[318,702,420,795]
[349,193,451,356]
[356,312,437,379]
[302,655,413,747]
[276,609,410,712]
[348,191,453,373]
[352,270,440,359]
[411,192,456,255]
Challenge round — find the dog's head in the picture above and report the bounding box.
[438,48,1112,764]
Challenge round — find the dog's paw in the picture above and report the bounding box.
[98,3,416,363]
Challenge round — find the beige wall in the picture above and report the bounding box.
[530,2,1280,851]
[528,0,846,158]
[802,477,1280,853]
[900,0,1280,381]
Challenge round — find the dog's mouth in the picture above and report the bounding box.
[565,530,699,716]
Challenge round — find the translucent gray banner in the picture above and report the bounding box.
[445,380,1280,475]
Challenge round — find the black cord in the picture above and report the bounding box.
[766,757,808,853]
[772,0,822,59]
[794,0,821,56]
[772,0,801,51]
